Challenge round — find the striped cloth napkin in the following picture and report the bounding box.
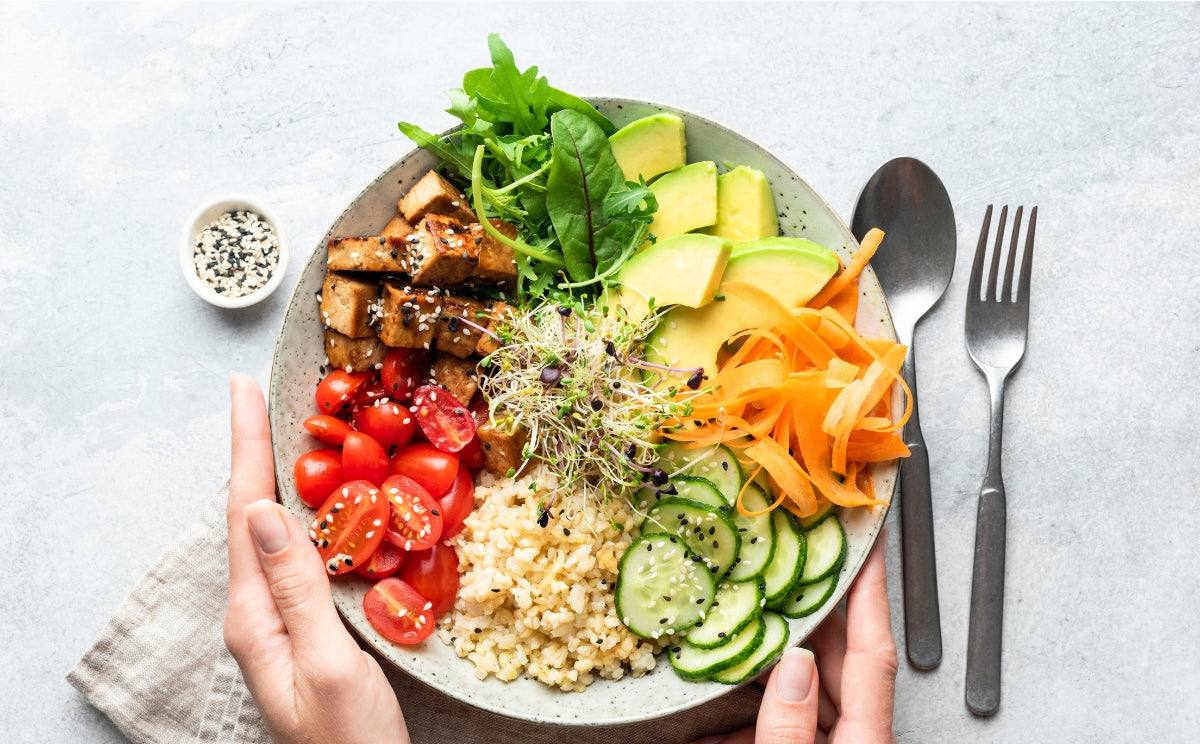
[67,484,762,744]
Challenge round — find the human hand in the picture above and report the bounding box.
[223,372,410,744]
[695,530,898,744]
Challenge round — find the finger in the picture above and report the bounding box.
[817,682,838,733]
[837,531,898,737]
[752,646,819,744]
[228,373,277,595]
[809,604,847,711]
[244,500,356,657]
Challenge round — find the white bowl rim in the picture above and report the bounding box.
[180,193,290,309]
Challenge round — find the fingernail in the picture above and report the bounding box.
[245,502,290,554]
[777,647,815,703]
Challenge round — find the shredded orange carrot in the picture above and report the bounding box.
[809,228,884,308]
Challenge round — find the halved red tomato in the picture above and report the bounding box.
[352,539,406,580]
[293,449,345,508]
[310,480,389,575]
[390,442,459,496]
[302,415,353,446]
[316,370,373,415]
[342,431,389,486]
[397,542,459,617]
[381,474,442,551]
[352,399,417,454]
[380,348,431,401]
[349,377,388,412]
[412,385,476,453]
[363,577,436,644]
[437,465,475,540]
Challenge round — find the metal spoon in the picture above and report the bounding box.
[851,157,956,670]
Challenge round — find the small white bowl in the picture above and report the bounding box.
[180,194,289,308]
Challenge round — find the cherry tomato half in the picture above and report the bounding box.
[381,474,443,552]
[390,442,459,496]
[381,348,431,401]
[353,539,406,580]
[293,449,345,508]
[352,400,417,454]
[412,384,475,453]
[303,415,353,446]
[363,577,436,645]
[311,480,389,575]
[316,370,373,416]
[398,542,459,618]
[342,431,390,486]
[438,465,475,540]
[349,377,388,412]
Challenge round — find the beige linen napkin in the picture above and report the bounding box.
[68,484,762,744]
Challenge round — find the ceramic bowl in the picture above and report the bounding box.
[180,194,289,308]
[268,98,896,725]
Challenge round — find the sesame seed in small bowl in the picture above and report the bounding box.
[180,194,289,308]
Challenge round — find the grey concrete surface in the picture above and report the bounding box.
[3,2,1198,742]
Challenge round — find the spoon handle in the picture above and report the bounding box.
[899,344,943,670]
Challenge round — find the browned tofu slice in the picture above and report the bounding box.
[468,218,518,286]
[426,354,478,406]
[399,170,477,224]
[380,213,414,239]
[327,236,410,273]
[434,295,486,359]
[324,328,387,373]
[320,271,378,339]
[407,214,479,288]
[474,300,514,357]
[378,281,440,350]
[477,421,528,475]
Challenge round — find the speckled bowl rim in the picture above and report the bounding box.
[269,97,897,726]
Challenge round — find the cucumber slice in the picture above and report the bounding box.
[726,482,776,583]
[616,534,716,640]
[709,611,790,685]
[659,443,742,503]
[798,515,845,585]
[633,476,729,512]
[642,498,741,582]
[799,501,837,529]
[687,580,764,649]
[777,572,838,618]
[761,509,806,605]
[670,615,765,680]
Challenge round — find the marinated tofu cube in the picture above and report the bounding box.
[320,271,378,339]
[469,218,518,285]
[477,421,528,475]
[324,328,387,373]
[427,354,479,406]
[327,236,410,273]
[434,295,486,359]
[398,170,477,224]
[378,281,440,350]
[408,214,479,288]
[475,301,514,357]
[380,213,414,239]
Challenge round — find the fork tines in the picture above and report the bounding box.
[969,205,1038,304]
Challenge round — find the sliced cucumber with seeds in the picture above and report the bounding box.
[658,442,742,503]
[709,611,790,685]
[688,580,765,649]
[761,509,806,605]
[777,572,838,618]
[798,514,845,585]
[799,501,837,529]
[670,614,766,680]
[726,482,776,583]
[634,475,729,512]
[616,534,716,640]
[641,498,741,582]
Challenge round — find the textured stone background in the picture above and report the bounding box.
[2,3,1197,742]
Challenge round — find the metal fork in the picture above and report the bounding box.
[963,204,1036,717]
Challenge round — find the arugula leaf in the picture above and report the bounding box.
[395,121,475,177]
[545,88,617,136]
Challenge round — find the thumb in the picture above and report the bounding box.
[755,647,820,744]
[243,500,351,654]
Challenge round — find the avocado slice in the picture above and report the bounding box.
[702,166,780,244]
[615,233,733,324]
[730,236,834,258]
[648,161,718,240]
[609,113,687,183]
[643,243,840,387]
